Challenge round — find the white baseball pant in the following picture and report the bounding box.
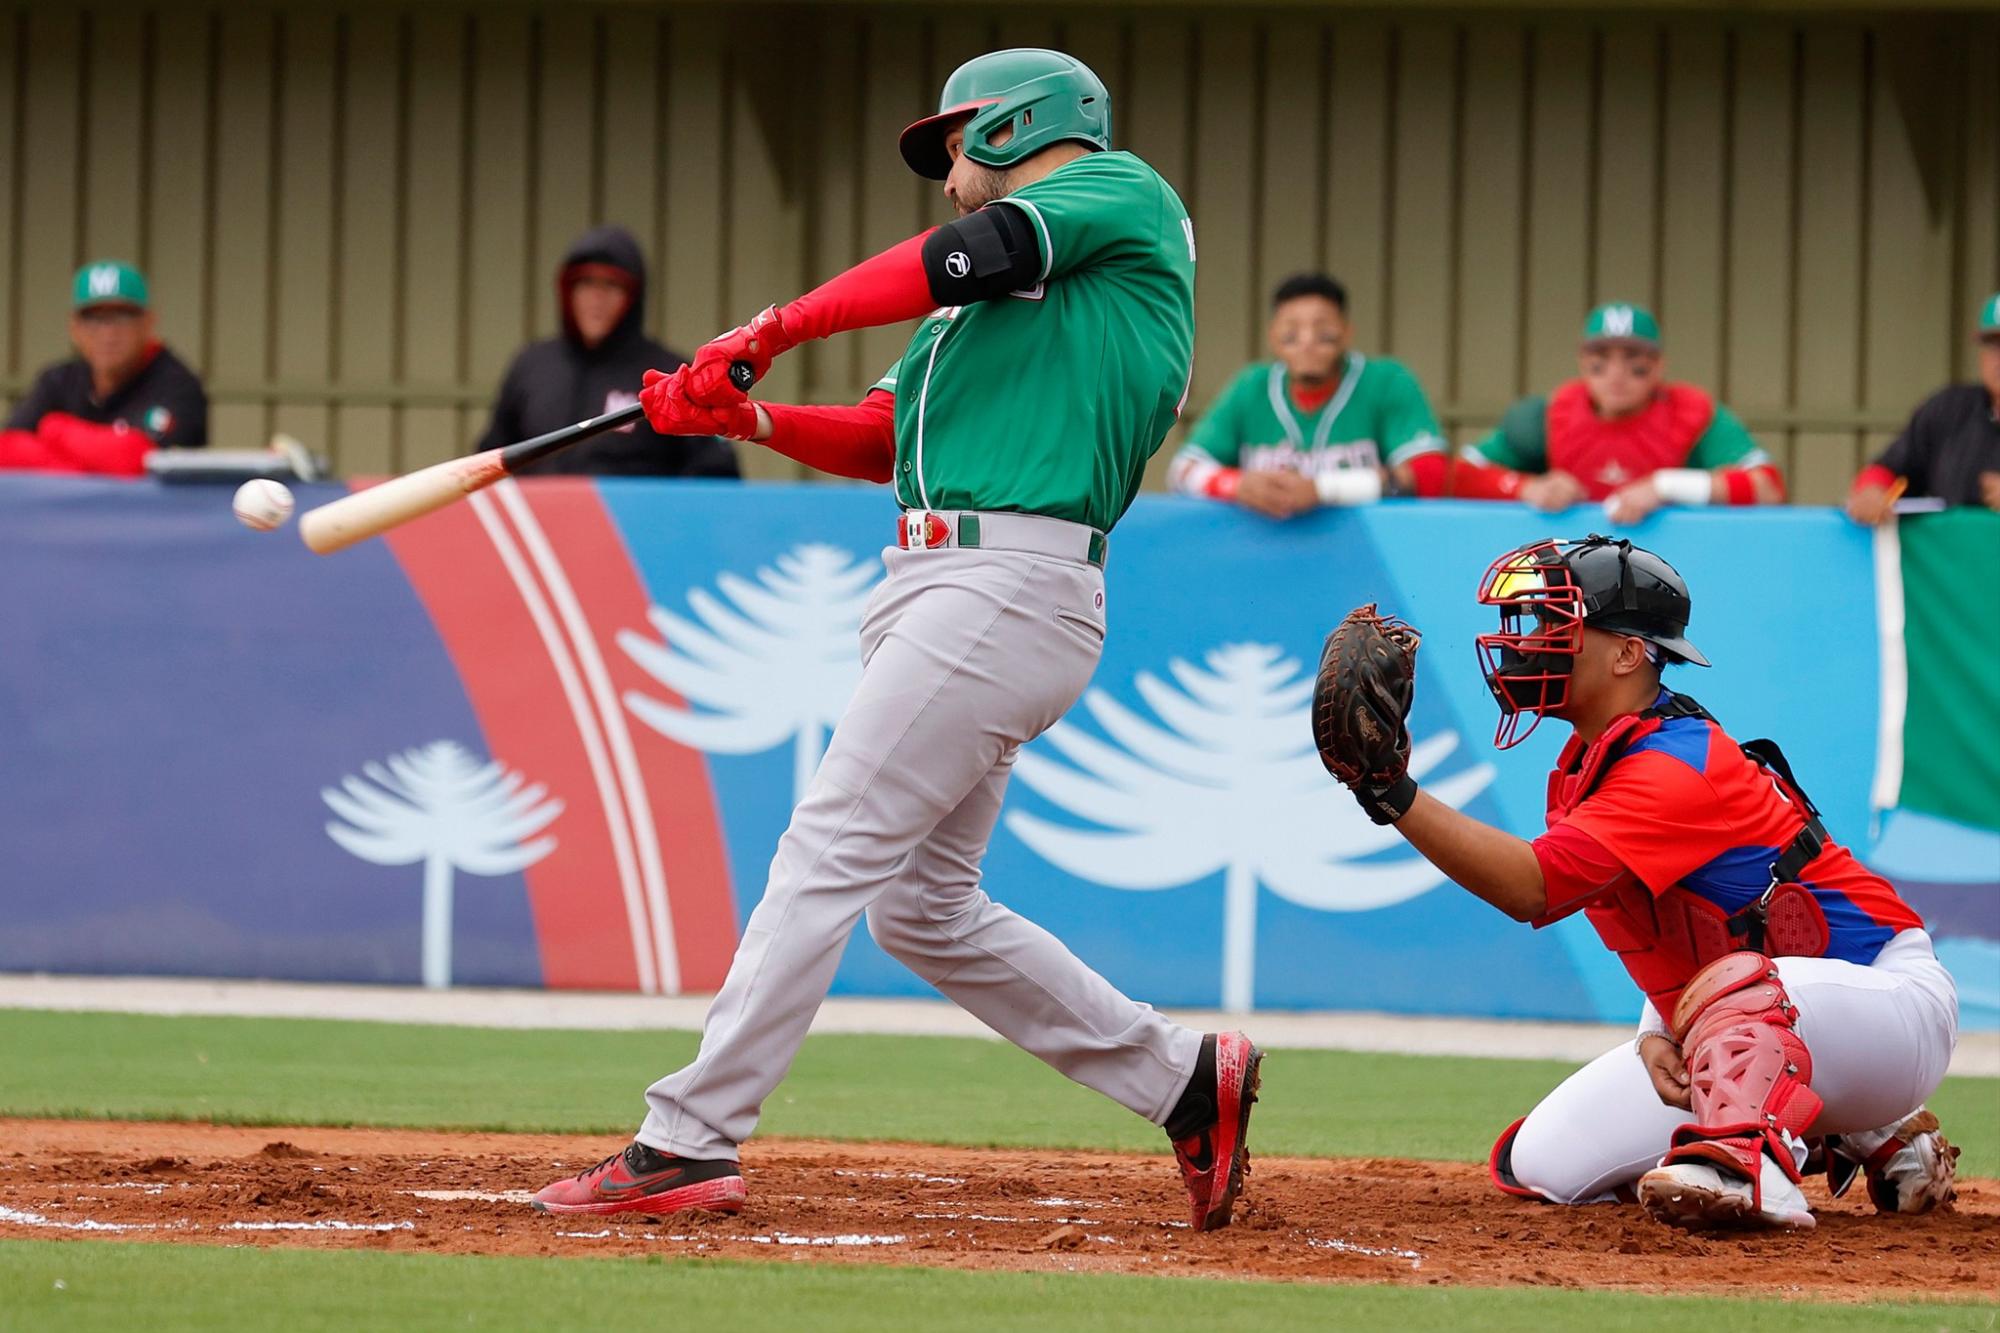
[1508,928,1960,1203]
[639,543,1203,1159]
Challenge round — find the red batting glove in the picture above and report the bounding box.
[640,367,758,440]
[684,306,797,406]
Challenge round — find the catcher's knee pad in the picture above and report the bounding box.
[1664,952,1823,1184]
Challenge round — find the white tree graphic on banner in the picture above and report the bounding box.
[619,543,877,802]
[323,741,563,989]
[1005,643,1496,1013]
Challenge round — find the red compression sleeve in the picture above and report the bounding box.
[1449,456,1526,500]
[1405,452,1448,498]
[1529,822,1642,927]
[1202,466,1242,500]
[761,390,896,483]
[778,233,939,343]
[1851,463,1896,496]
[36,413,154,476]
[1721,462,1783,505]
[0,429,63,470]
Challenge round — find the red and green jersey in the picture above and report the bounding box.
[1171,356,1441,491]
[870,151,1196,533]
[1466,381,1766,499]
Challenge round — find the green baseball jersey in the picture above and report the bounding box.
[1174,355,1443,484]
[870,151,1196,532]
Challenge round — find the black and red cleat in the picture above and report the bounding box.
[531,1141,746,1217]
[1168,1031,1263,1231]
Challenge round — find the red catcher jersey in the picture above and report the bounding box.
[1538,697,1923,965]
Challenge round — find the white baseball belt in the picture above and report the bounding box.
[896,509,1108,568]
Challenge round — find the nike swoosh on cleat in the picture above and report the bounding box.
[597,1167,685,1196]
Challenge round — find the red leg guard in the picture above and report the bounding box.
[1663,952,1823,1185]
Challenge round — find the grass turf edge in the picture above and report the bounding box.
[0,1010,1993,1175]
[4,1240,1996,1333]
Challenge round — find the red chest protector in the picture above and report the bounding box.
[1547,695,1830,1015]
[1544,380,1716,499]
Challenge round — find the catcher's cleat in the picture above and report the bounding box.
[1167,1031,1263,1232]
[1829,1110,1960,1215]
[530,1141,746,1217]
[1638,1155,1815,1232]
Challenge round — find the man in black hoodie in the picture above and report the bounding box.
[474,225,740,477]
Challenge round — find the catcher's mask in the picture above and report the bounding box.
[1475,534,1709,748]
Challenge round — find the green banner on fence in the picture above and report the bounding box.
[1899,511,2000,833]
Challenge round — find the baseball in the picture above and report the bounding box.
[233,478,295,532]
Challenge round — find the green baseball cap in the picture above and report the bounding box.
[72,260,149,311]
[1582,302,1660,347]
[1979,292,1999,336]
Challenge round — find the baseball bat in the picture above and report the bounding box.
[298,361,755,555]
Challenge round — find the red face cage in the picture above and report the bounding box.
[1475,539,1586,749]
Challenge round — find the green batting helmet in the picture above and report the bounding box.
[900,48,1110,180]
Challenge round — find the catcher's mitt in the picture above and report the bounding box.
[1311,603,1422,825]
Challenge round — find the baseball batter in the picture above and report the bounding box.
[532,49,1262,1230]
[1310,536,1960,1230]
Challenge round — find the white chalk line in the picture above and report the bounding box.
[1306,1235,1424,1269]
[0,1204,155,1233]
[224,1219,415,1233]
[555,1227,907,1247]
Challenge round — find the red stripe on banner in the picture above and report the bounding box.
[512,482,740,991]
[379,483,646,991]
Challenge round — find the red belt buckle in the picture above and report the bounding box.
[899,511,950,550]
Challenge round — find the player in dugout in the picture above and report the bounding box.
[473,224,740,478]
[1,260,208,475]
[1455,305,1782,525]
[1310,535,1959,1232]
[1168,273,1448,514]
[1846,292,2000,523]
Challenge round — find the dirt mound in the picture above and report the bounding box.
[0,1119,1993,1298]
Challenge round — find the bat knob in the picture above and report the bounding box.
[727,360,755,393]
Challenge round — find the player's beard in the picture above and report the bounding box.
[953,163,1012,215]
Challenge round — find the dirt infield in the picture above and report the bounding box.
[1,1119,1993,1299]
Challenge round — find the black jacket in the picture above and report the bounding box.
[6,343,209,446]
[474,225,739,478]
[1871,383,1999,508]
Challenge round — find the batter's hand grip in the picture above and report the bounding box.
[728,360,755,392]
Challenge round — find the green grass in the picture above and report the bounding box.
[0,1009,1994,1176]
[2,1241,1993,1333]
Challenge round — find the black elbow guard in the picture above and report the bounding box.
[922,205,1044,305]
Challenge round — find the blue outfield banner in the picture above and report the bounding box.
[2,474,1985,1028]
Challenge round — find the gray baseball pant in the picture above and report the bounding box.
[639,544,1203,1159]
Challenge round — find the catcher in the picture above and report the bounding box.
[1311,535,1961,1230]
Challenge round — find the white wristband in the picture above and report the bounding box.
[1637,999,1668,1037]
[1314,468,1383,507]
[1633,999,1670,1055]
[1651,468,1714,507]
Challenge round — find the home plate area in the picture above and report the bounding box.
[1,1120,1993,1299]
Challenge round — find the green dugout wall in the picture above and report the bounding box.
[1,3,1996,499]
